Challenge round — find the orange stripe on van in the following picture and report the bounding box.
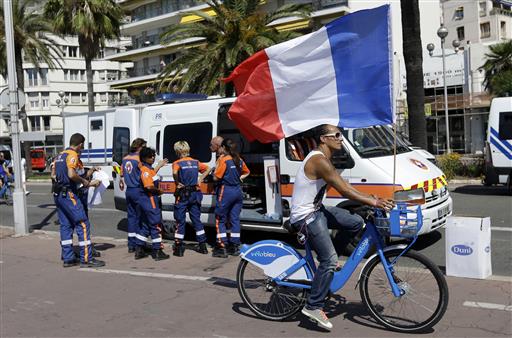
[281,183,402,200]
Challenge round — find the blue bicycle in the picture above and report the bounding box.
[236,189,449,333]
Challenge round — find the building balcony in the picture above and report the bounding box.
[425,92,493,111]
[104,37,204,61]
[490,7,512,17]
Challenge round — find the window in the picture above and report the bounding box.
[156,131,160,155]
[107,71,118,81]
[112,127,130,164]
[43,116,51,131]
[454,6,464,20]
[501,21,507,38]
[80,70,85,81]
[69,46,78,58]
[163,122,212,163]
[41,92,49,108]
[40,69,48,85]
[457,26,465,41]
[63,70,68,81]
[61,46,67,57]
[71,93,80,104]
[480,22,491,38]
[479,1,487,16]
[26,69,38,86]
[499,112,512,140]
[29,116,41,131]
[99,71,106,81]
[90,119,103,131]
[100,93,107,102]
[28,92,39,108]
[69,70,79,81]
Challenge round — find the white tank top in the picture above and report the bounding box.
[290,150,326,224]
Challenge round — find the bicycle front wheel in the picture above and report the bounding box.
[359,249,449,333]
[236,259,308,321]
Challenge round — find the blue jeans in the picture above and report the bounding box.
[305,206,364,310]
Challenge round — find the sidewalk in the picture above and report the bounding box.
[1,227,510,337]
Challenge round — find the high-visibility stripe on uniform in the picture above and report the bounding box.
[69,192,77,206]
[80,221,88,262]
[79,240,92,246]
[174,233,185,239]
[61,239,73,245]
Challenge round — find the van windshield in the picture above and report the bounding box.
[346,125,411,158]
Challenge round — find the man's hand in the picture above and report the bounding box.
[89,179,101,188]
[374,198,394,211]
[176,182,184,189]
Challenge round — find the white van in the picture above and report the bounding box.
[112,97,452,238]
[483,97,512,189]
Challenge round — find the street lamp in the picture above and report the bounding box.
[426,25,461,154]
[56,91,68,147]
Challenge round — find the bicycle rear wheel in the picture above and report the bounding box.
[359,249,448,333]
[236,259,308,321]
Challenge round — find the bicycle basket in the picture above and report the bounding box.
[374,204,423,238]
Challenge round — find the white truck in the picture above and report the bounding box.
[111,97,453,243]
[483,97,512,190]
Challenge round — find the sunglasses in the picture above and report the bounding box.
[322,132,343,140]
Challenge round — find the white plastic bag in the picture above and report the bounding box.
[445,216,492,279]
[87,170,110,207]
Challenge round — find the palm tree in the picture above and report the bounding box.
[480,40,512,97]
[44,0,123,112]
[159,0,311,96]
[400,0,427,149]
[0,0,63,174]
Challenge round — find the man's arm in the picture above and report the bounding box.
[311,156,393,210]
[154,158,168,172]
[67,167,100,188]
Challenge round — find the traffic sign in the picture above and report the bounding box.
[0,87,26,111]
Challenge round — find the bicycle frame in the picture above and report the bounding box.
[272,221,416,298]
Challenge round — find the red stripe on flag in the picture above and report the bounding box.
[226,51,284,143]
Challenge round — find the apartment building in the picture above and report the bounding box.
[418,0,511,154]
[0,34,130,157]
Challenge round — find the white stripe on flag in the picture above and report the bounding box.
[266,26,339,137]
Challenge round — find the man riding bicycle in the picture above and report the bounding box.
[290,124,394,330]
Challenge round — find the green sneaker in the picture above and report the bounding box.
[301,307,333,330]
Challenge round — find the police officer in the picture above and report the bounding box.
[119,138,146,253]
[212,138,250,258]
[134,147,170,261]
[172,141,211,256]
[53,133,105,268]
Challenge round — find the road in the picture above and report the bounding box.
[1,182,510,276]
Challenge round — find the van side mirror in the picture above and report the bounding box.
[280,174,290,184]
[332,147,355,169]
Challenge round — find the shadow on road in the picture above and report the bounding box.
[30,208,57,231]
[453,185,511,196]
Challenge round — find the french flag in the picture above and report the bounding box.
[224,5,394,143]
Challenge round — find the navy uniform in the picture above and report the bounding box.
[121,153,143,252]
[172,157,209,256]
[213,155,250,257]
[134,163,169,260]
[54,148,103,267]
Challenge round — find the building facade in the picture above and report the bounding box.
[0,34,130,158]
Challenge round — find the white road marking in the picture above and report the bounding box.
[491,227,512,232]
[80,268,211,281]
[463,301,512,312]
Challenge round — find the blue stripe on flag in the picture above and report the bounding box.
[326,5,393,128]
[490,136,512,160]
[490,127,512,152]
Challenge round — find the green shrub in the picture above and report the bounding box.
[437,153,463,179]
[463,162,484,178]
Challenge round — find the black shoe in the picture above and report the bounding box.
[92,247,101,258]
[151,249,170,261]
[227,243,240,256]
[212,246,228,258]
[134,246,148,260]
[128,247,136,253]
[173,242,185,257]
[63,258,79,268]
[197,242,209,255]
[80,259,105,268]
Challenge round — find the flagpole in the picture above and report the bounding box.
[392,123,397,193]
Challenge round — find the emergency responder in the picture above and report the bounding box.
[53,133,105,268]
[119,138,146,253]
[134,147,170,260]
[209,136,223,157]
[172,141,211,256]
[212,138,250,258]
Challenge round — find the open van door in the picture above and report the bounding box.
[112,107,142,211]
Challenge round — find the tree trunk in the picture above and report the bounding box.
[86,57,95,112]
[15,47,32,176]
[401,0,427,149]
